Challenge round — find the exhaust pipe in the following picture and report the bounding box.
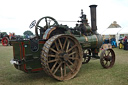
[89,5,97,34]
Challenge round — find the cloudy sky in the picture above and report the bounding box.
[0,0,128,35]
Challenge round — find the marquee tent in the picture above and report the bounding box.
[101,28,122,35]
[100,21,128,46]
[118,28,128,35]
[101,28,122,46]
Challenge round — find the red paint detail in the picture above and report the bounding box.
[11,42,18,44]
[31,68,43,72]
[23,64,28,72]
[94,49,98,53]
[21,42,28,72]
[39,41,45,44]
[29,41,30,44]
[21,42,25,58]
[19,44,22,60]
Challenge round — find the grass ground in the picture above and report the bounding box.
[0,44,128,85]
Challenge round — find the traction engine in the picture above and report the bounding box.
[10,5,115,81]
[1,32,23,46]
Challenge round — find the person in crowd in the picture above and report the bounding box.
[123,36,128,50]
[9,33,12,40]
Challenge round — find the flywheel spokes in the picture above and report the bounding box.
[100,49,115,69]
[41,34,83,81]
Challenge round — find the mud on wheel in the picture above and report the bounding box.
[41,34,83,81]
[100,49,115,69]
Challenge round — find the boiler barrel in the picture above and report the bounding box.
[75,34,103,49]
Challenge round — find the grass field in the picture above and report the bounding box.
[0,44,128,85]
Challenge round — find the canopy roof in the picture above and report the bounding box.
[118,28,128,34]
[101,28,122,35]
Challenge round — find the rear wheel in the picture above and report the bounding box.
[41,34,83,81]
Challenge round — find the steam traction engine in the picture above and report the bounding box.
[1,32,23,46]
[10,5,115,81]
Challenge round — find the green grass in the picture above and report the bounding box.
[0,44,128,85]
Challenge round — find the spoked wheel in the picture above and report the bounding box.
[100,49,115,69]
[41,34,83,81]
[82,49,91,64]
[1,37,9,46]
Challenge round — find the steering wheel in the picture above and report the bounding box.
[35,16,59,39]
[29,20,36,29]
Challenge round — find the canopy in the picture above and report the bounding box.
[101,28,122,35]
[101,28,123,46]
[118,28,128,34]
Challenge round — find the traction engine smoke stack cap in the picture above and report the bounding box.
[89,5,97,34]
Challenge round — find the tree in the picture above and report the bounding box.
[23,30,34,36]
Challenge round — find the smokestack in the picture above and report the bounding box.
[89,5,97,33]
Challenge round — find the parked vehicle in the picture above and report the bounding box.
[10,5,115,81]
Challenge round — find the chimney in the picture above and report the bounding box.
[89,5,97,33]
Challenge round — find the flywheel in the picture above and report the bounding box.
[41,34,83,81]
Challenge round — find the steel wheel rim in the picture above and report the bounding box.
[100,49,115,69]
[41,34,82,81]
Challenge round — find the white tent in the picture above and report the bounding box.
[118,28,128,42]
[118,27,128,34]
[101,21,128,46]
[101,28,123,46]
[101,28,122,35]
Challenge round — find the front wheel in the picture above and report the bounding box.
[100,49,115,69]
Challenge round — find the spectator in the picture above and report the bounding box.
[9,33,12,40]
[123,36,128,50]
[123,36,127,42]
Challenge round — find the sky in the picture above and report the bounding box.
[0,0,128,35]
